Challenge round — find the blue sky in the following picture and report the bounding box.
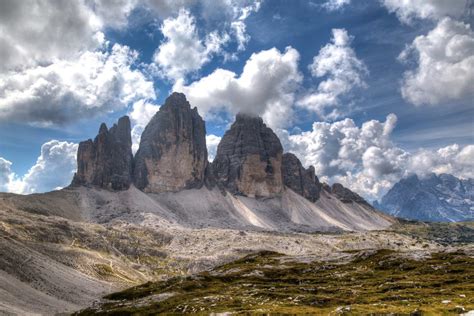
[0,0,473,199]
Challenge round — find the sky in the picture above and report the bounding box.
[0,0,473,201]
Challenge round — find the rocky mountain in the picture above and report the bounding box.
[66,92,387,232]
[0,92,409,315]
[69,92,376,212]
[375,173,474,222]
[133,92,208,193]
[329,183,369,205]
[71,116,133,190]
[282,153,321,202]
[210,113,284,198]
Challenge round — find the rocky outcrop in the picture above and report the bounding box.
[281,153,321,202]
[330,183,369,205]
[211,113,283,198]
[133,92,207,193]
[71,116,133,190]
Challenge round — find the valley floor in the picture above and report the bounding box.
[0,187,473,315]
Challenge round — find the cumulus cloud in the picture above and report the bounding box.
[278,114,474,200]
[0,44,155,125]
[19,141,78,194]
[0,0,262,73]
[0,1,263,125]
[152,9,229,82]
[0,140,78,194]
[408,144,474,179]
[380,1,474,106]
[0,0,103,72]
[0,157,13,192]
[380,0,467,24]
[174,46,302,129]
[149,1,263,81]
[129,99,160,153]
[278,114,400,179]
[89,0,140,29]
[206,134,222,161]
[399,18,474,106]
[322,0,351,11]
[297,29,368,120]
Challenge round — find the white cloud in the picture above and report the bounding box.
[278,114,400,179]
[0,44,155,125]
[0,0,103,72]
[0,157,13,192]
[322,0,351,11]
[206,134,222,161]
[380,1,474,107]
[174,46,302,129]
[297,28,368,120]
[152,9,229,82]
[89,0,140,29]
[230,1,262,50]
[0,1,262,126]
[408,144,474,179]
[399,18,474,106]
[198,0,262,53]
[129,99,160,153]
[143,0,195,18]
[278,114,474,201]
[0,140,78,194]
[380,0,467,24]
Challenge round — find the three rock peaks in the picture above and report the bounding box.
[72,92,364,204]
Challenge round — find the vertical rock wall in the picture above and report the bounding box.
[211,113,284,198]
[72,116,133,190]
[133,92,208,193]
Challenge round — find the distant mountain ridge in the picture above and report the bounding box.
[375,173,474,222]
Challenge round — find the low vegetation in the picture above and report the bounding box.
[77,249,474,315]
[392,221,474,245]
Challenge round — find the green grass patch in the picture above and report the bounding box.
[76,249,474,315]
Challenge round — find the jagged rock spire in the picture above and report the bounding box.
[133,92,208,193]
[72,116,133,190]
[281,153,321,202]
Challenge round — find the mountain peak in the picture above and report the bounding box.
[133,93,207,193]
[162,92,191,110]
[98,122,108,134]
[71,115,132,190]
[235,112,264,123]
[211,112,283,197]
[282,152,321,202]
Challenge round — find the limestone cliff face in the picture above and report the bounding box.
[133,92,207,193]
[72,116,133,190]
[281,153,321,202]
[211,113,284,198]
